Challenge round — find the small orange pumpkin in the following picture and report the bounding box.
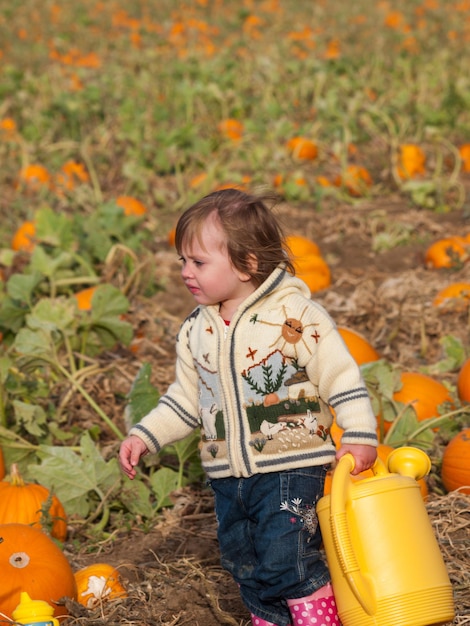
[74,563,127,608]
[333,165,373,197]
[294,253,331,293]
[397,144,426,179]
[73,286,98,311]
[433,282,470,310]
[441,428,470,494]
[287,136,318,160]
[0,523,77,619]
[168,227,177,247]
[337,326,380,366]
[0,464,67,542]
[217,118,244,141]
[458,144,470,172]
[115,195,147,217]
[17,164,52,192]
[457,357,470,403]
[55,160,89,193]
[424,237,468,269]
[11,221,36,252]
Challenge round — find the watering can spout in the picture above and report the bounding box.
[387,446,431,480]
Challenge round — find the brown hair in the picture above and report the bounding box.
[175,188,295,286]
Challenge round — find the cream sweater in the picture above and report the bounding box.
[130,266,378,478]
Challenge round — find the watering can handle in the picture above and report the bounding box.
[330,453,381,616]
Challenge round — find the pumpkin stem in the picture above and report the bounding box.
[9,463,25,487]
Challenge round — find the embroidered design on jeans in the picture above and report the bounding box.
[280,497,319,538]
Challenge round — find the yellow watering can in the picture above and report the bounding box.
[316,447,455,626]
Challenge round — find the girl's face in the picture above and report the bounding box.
[179,213,256,317]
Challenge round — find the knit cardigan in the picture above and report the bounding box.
[130,265,378,478]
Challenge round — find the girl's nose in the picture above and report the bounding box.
[181,263,192,279]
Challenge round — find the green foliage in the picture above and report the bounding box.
[362,358,470,448]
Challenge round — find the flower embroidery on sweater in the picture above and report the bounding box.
[280,497,319,538]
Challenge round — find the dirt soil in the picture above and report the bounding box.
[64,194,470,625]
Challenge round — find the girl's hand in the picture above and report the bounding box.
[119,435,149,479]
[336,443,377,475]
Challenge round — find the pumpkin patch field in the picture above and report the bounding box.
[1,0,470,624]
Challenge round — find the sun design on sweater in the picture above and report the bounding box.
[252,305,320,358]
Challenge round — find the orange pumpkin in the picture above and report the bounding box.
[458,144,470,172]
[0,523,77,619]
[287,136,318,160]
[217,118,244,141]
[168,227,176,247]
[337,326,380,366]
[73,286,98,311]
[333,165,373,197]
[441,428,470,494]
[74,563,127,608]
[397,144,426,178]
[433,282,470,310]
[0,117,17,139]
[55,160,89,192]
[424,237,468,269]
[115,195,147,217]
[392,372,453,427]
[457,357,470,403]
[294,253,331,293]
[286,235,321,258]
[17,164,52,192]
[11,221,36,252]
[0,464,67,542]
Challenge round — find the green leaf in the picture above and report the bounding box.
[162,431,200,471]
[149,467,181,511]
[29,246,75,279]
[13,327,53,360]
[421,335,466,375]
[31,432,122,517]
[89,284,130,319]
[27,298,76,333]
[7,271,43,305]
[29,447,94,517]
[90,317,133,347]
[0,296,29,333]
[124,363,161,426]
[384,407,435,449]
[80,430,121,494]
[13,400,47,437]
[120,478,155,518]
[35,206,76,251]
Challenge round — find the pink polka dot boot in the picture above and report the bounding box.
[287,583,341,626]
[251,614,288,626]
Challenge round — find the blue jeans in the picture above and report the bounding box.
[210,467,331,626]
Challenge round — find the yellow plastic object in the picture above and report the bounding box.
[12,592,60,626]
[316,447,455,626]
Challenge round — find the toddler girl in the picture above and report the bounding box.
[119,188,378,626]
